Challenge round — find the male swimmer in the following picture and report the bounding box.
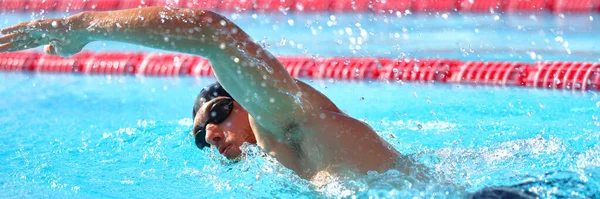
[0,7,536,198]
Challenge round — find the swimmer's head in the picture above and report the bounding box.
[192,82,232,120]
[192,82,256,159]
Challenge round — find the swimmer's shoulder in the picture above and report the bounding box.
[294,79,345,114]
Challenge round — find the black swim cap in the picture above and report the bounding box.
[192,82,233,119]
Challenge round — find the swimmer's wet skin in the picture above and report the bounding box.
[0,6,538,197]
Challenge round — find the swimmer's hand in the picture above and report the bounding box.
[0,16,91,57]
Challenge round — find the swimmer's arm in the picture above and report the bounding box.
[88,8,307,132]
[6,7,306,133]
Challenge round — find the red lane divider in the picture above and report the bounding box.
[293,0,330,12]
[218,0,253,12]
[330,0,371,12]
[451,61,527,86]
[55,0,87,12]
[34,52,91,73]
[26,0,58,12]
[413,0,457,12]
[371,0,412,14]
[82,52,143,74]
[550,0,595,13]
[0,51,39,72]
[505,0,547,12]
[0,51,599,90]
[1,0,29,12]
[85,0,122,11]
[458,0,503,12]
[254,0,295,12]
[2,0,600,13]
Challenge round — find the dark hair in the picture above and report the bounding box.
[192,82,233,119]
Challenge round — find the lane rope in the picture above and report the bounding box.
[0,51,598,90]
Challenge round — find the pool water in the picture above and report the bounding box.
[1,11,600,198]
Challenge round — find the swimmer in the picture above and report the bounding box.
[0,8,540,197]
[0,7,405,182]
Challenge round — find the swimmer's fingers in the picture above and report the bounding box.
[0,32,28,44]
[0,21,32,34]
[1,18,65,35]
[0,38,44,52]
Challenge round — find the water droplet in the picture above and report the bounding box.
[51,21,57,27]
[269,98,275,103]
[554,36,564,42]
[527,51,537,60]
[345,28,352,35]
[441,13,448,19]
[220,20,227,26]
[219,43,226,49]
[494,15,500,21]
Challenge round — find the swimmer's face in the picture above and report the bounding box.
[193,97,256,159]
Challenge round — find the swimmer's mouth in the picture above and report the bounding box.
[218,145,230,155]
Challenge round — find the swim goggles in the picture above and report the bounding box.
[195,98,234,149]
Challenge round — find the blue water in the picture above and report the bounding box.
[1,11,600,198]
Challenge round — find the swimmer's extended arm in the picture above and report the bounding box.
[0,7,306,133]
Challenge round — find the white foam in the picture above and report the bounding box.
[380,119,459,133]
[178,118,193,126]
[575,144,600,169]
[137,120,156,128]
[428,135,566,186]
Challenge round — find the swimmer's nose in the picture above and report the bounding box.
[205,123,223,145]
